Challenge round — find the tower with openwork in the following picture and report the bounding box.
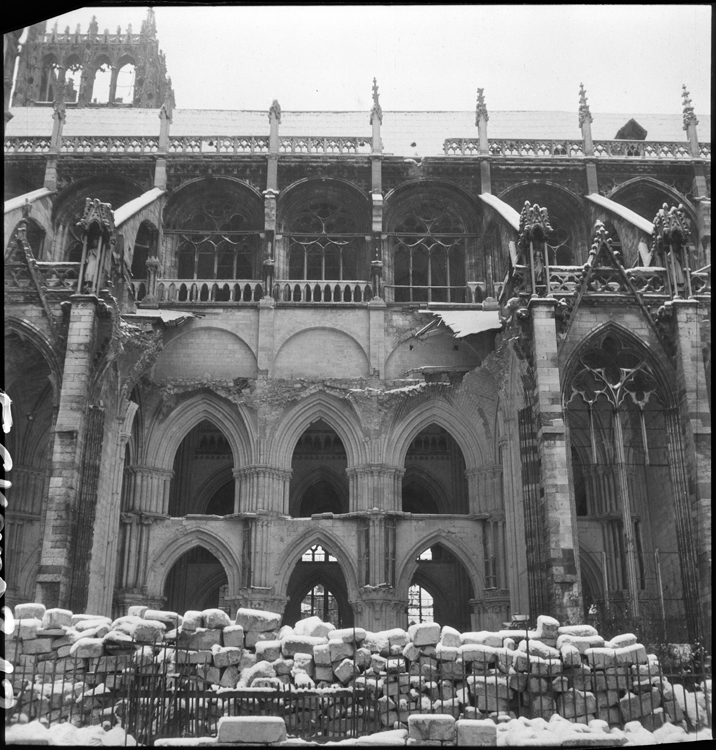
[3,16,711,650]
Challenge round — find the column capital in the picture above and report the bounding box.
[347,464,404,479]
[129,464,174,480]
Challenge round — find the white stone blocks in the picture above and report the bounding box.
[408,713,456,742]
[216,716,287,744]
[234,608,282,632]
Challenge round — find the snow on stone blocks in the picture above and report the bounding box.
[216,716,287,744]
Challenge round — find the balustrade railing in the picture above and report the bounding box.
[156,279,264,303]
[442,138,711,160]
[625,267,670,296]
[36,262,81,292]
[41,32,141,44]
[275,280,373,303]
[5,137,52,154]
[592,141,693,159]
[59,136,160,154]
[167,136,269,154]
[279,137,370,155]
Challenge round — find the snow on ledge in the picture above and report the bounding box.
[586,193,653,235]
[114,187,165,227]
[479,193,521,231]
[4,187,54,214]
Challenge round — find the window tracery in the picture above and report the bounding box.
[392,200,467,302]
[288,201,362,281]
[167,195,260,282]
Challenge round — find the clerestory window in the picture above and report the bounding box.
[168,196,260,281]
[288,201,363,281]
[392,200,466,302]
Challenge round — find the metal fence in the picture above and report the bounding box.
[6,631,712,745]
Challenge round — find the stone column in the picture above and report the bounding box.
[236,465,291,514]
[528,297,582,623]
[466,464,502,515]
[126,465,174,515]
[670,299,711,644]
[470,591,510,632]
[347,464,404,512]
[141,257,160,307]
[476,87,492,194]
[36,295,98,608]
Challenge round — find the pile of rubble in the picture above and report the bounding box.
[5,602,711,740]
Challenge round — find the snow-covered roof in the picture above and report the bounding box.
[6,108,709,157]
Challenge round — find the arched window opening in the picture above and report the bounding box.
[402,424,468,514]
[91,63,112,104]
[2,333,54,609]
[167,192,261,282]
[164,546,229,614]
[290,420,348,517]
[408,584,434,624]
[302,545,337,562]
[410,543,472,631]
[39,59,61,102]
[131,223,156,280]
[284,546,353,627]
[115,62,136,104]
[168,420,234,517]
[287,200,365,282]
[566,333,697,642]
[391,199,467,302]
[300,584,340,625]
[63,59,82,103]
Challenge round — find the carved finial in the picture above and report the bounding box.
[653,203,690,244]
[88,16,98,37]
[159,88,173,122]
[75,23,81,35]
[518,201,553,245]
[578,83,593,127]
[22,198,32,219]
[142,7,157,36]
[682,84,698,130]
[52,21,58,35]
[370,77,383,125]
[475,87,488,125]
[116,25,122,37]
[589,220,616,261]
[269,99,282,124]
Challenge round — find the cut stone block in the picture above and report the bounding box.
[69,638,104,658]
[212,646,243,668]
[534,615,560,641]
[559,688,597,718]
[42,609,73,629]
[556,634,605,654]
[409,622,441,646]
[381,628,409,648]
[408,713,456,742]
[14,603,46,621]
[130,619,166,643]
[460,631,502,648]
[182,610,203,631]
[17,617,42,640]
[436,643,458,662]
[557,625,599,638]
[234,608,282,633]
[440,626,462,649]
[282,634,325,657]
[327,639,354,663]
[21,638,54,655]
[203,608,232,629]
[216,716,287,744]
[329,626,366,643]
[334,658,356,684]
[244,630,278,649]
[255,639,282,662]
[222,624,244,649]
[605,633,637,649]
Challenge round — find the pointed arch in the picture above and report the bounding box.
[4,317,62,405]
[270,391,366,470]
[289,465,349,517]
[561,321,676,408]
[145,526,241,596]
[396,530,483,600]
[145,392,255,470]
[274,526,360,604]
[608,177,696,225]
[386,398,484,469]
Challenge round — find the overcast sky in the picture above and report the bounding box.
[20,5,712,115]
